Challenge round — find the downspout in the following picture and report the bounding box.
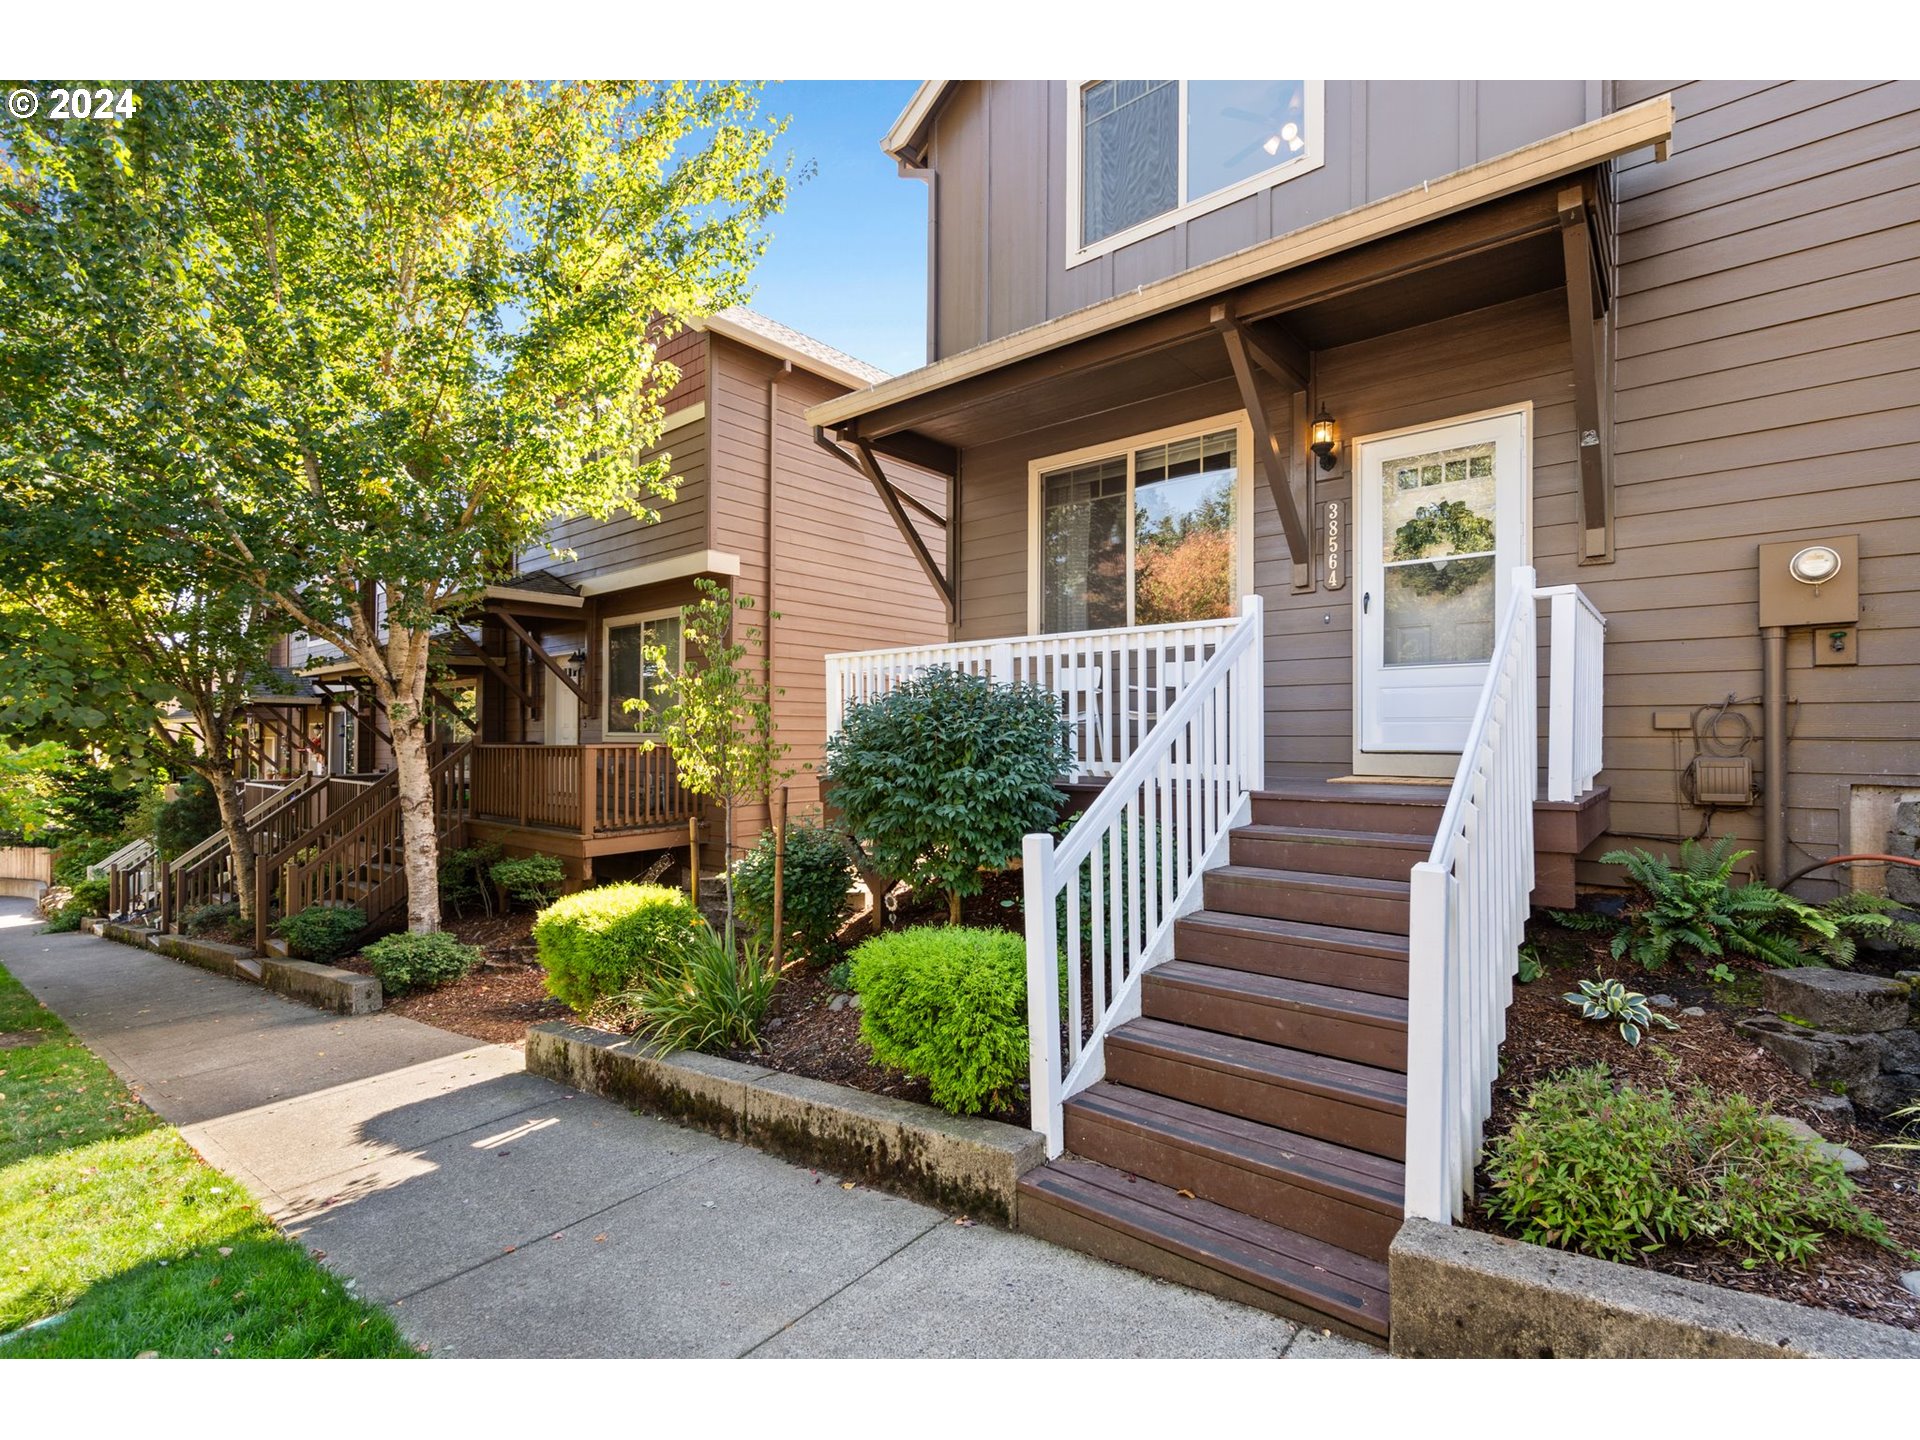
[1762,625,1788,886]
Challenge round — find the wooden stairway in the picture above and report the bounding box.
[1017,782,1445,1344]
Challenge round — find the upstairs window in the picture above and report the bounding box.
[1073,80,1324,262]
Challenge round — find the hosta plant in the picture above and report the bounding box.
[1563,977,1679,1047]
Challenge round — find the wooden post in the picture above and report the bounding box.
[770,785,788,966]
[252,832,271,957]
[158,858,172,933]
[687,814,700,902]
[578,745,597,839]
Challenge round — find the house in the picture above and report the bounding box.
[812,80,1920,1341]
[157,308,946,934]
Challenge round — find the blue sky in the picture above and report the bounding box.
[748,81,928,376]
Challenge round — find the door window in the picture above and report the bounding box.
[1379,441,1498,666]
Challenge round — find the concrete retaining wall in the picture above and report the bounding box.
[1390,1219,1920,1358]
[527,1020,1045,1224]
[104,924,380,1015]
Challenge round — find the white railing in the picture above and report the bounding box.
[88,835,154,881]
[1541,585,1606,802]
[1021,596,1265,1155]
[1404,570,1610,1222]
[826,613,1242,779]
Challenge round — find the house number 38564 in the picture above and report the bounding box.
[1323,500,1346,591]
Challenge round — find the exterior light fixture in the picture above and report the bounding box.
[1309,406,1339,471]
[1787,544,1842,586]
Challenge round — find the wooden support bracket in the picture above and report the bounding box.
[450,623,540,715]
[490,608,586,702]
[1560,184,1615,563]
[814,426,956,620]
[1212,302,1311,575]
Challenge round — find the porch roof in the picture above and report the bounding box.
[805,96,1671,451]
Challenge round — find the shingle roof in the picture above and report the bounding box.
[704,307,891,389]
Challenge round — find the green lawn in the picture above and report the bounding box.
[0,961,416,1357]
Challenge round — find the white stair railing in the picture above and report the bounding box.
[1404,570,1611,1222]
[1021,595,1265,1156]
[827,613,1241,780]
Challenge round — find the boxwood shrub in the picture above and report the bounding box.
[734,824,855,965]
[848,925,1029,1116]
[362,931,482,994]
[491,854,566,911]
[273,905,366,964]
[533,882,704,1016]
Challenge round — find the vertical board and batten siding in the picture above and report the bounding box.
[706,336,948,848]
[949,78,1920,892]
[926,80,1598,359]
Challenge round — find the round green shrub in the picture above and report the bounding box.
[182,900,241,938]
[734,824,855,965]
[533,882,704,1016]
[491,853,566,911]
[363,931,482,994]
[273,904,367,964]
[848,925,1029,1116]
[824,667,1072,924]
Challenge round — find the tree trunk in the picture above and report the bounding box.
[721,799,736,940]
[209,772,257,923]
[387,622,441,933]
[947,888,962,927]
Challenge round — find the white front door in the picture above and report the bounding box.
[547,674,580,747]
[1353,406,1531,773]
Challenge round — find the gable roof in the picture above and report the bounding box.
[883,81,953,164]
[694,307,891,391]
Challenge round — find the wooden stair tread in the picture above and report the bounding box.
[1254,782,1446,806]
[1210,864,1410,899]
[1112,1017,1408,1114]
[1235,824,1429,850]
[1178,910,1410,960]
[1070,1082,1404,1210]
[1018,1156,1391,1337]
[1152,960,1408,1029]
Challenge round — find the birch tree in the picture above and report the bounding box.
[0,81,787,930]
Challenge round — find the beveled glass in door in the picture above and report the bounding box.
[1379,440,1498,667]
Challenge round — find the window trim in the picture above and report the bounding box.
[599,605,685,742]
[1064,80,1326,270]
[1026,410,1257,634]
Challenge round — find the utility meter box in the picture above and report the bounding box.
[1757,534,1859,629]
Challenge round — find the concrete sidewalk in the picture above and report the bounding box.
[0,901,1374,1358]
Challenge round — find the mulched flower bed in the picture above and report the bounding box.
[338,911,569,1047]
[1469,919,1920,1332]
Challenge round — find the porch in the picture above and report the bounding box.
[466,742,696,859]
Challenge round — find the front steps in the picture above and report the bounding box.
[1016,782,1440,1343]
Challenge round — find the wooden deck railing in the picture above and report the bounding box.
[469,744,693,836]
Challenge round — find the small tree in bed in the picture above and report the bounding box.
[825,667,1072,926]
[642,579,790,939]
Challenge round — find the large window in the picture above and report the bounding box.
[604,610,684,736]
[1073,80,1323,261]
[1035,420,1248,633]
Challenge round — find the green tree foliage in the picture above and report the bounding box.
[644,580,790,937]
[1,82,788,931]
[825,668,1073,925]
[152,774,223,860]
[0,741,68,843]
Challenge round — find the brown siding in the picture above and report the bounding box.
[944,78,1920,891]
[1585,78,1920,885]
[925,80,1596,358]
[708,337,948,850]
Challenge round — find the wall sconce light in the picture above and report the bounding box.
[1309,405,1339,472]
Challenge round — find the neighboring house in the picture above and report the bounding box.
[176,308,944,930]
[813,80,1920,1340]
